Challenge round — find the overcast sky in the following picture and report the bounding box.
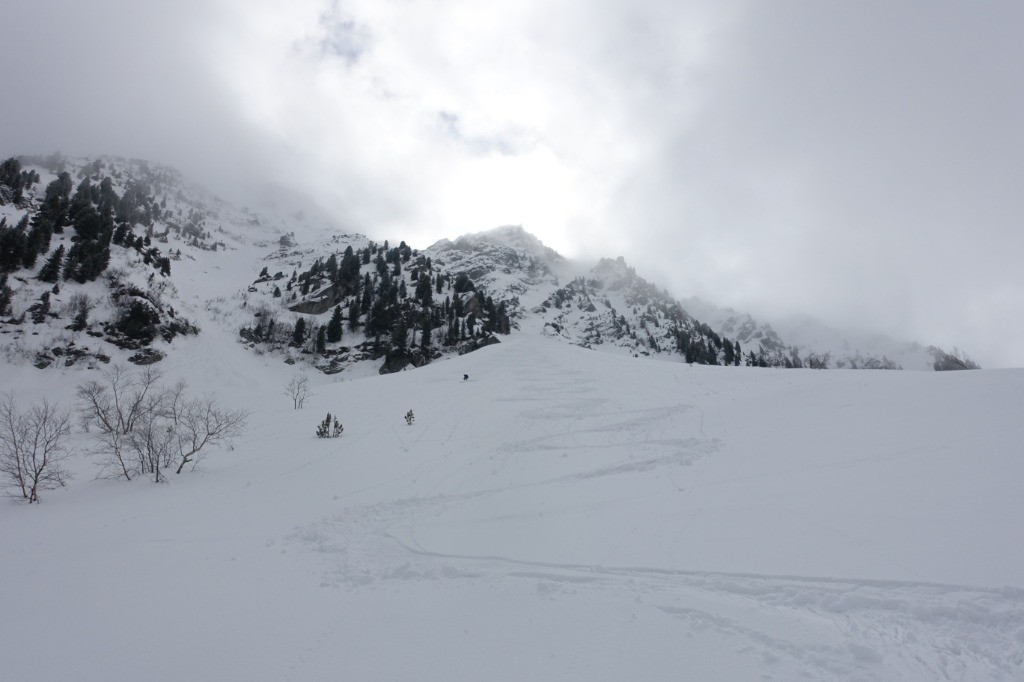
[3,0,1023,366]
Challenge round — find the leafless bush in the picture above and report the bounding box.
[103,266,129,285]
[77,365,163,480]
[62,292,94,330]
[77,366,249,482]
[285,375,312,409]
[0,394,75,503]
[125,382,177,482]
[164,387,248,474]
[61,292,93,317]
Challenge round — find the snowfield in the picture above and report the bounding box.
[2,266,1024,680]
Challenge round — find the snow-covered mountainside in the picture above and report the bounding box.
[426,225,565,306]
[0,154,973,377]
[3,154,1021,680]
[0,154,324,370]
[2,323,1022,680]
[682,297,937,371]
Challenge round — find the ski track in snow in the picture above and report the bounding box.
[293,487,1024,681]
[284,356,1024,681]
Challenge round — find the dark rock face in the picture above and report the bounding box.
[378,348,436,374]
[457,335,501,356]
[289,283,351,315]
[35,344,111,369]
[128,348,165,365]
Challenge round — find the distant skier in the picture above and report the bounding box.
[463,374,469,381]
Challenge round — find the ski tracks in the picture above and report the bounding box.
[282,347,1024,679]
[288,485,1024,681]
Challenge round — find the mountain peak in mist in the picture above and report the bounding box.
[433,225,564,266]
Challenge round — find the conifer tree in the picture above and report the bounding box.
[327,305,344,343]
[348,300,360,330]
[0,274,11,316]
[722,339,734,365]
[37,245,65,283]
[361,275,373,313]
[0,222,26,273]
[421,313,433,349]
[41,171,73,232]
[416,274,433,307]
[340,245,358,278]
[19,216,44,269]
[316,413,332,438]
[292,317,307,347]
[61,246,79,281]
[71,296,89,331]
[392,315,408,350]
[32,292,51,323]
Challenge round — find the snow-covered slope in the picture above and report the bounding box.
[0,154,328,370]
[2,302,1023,680]
[683,296,935,371]
[2,156,1021,679]
[530,256,696,357]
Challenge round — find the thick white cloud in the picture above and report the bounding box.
[1,0,1022,366]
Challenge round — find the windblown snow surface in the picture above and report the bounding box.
[2,247,1024,680]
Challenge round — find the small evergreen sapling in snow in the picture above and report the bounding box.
[405,410,415,425]
[316,413,343,438]
[316,413,332,438]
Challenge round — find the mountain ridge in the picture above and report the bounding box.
[0,154,973,374]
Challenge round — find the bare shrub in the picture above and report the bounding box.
[0,394,75,503]
[77,366,249,482]
[285,375,312,409]
[165,390,248,474]
[62,293,93,330]
[77,365,163,480]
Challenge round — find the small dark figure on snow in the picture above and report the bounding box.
[463,374,469,381]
